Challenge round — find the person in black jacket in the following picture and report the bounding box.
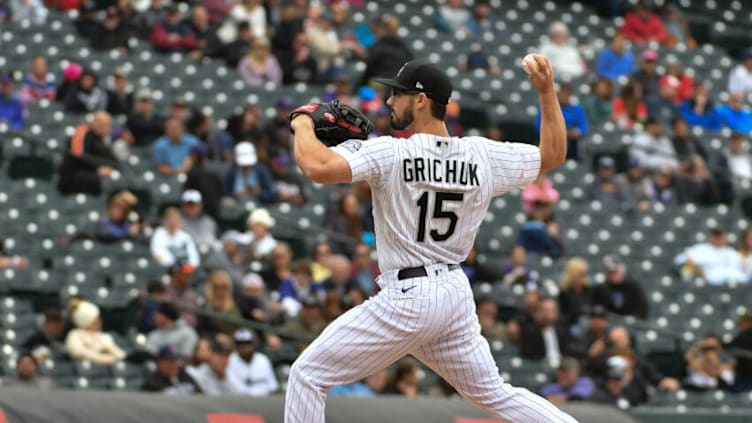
[90,7,130,52]
[519,298,571,365]
[592,255,648,319]
[21,308,65,359]
[57,111,119,195]
[105,69,133,117]
[558,257,594,326]
[63,70,107,114]
[184,143,223,220]
[142,345,202,394]
[223,21,252,68]
[358,14,413,87]
[126,87,165,146]
[727,313,752,391]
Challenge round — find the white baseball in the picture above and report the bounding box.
[522,54,539,74]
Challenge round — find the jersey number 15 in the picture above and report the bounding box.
[416,191,464,242]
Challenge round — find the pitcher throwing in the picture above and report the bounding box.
[285,56,577,423]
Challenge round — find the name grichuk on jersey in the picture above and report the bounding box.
[331,134,541,272]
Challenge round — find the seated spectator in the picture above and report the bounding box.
[229,0,266,39]
[358,14,413,87]
[521,174,559,214]
[144,302,198,359]
[187,337,213,367]
[142,345,202,393]
[650,165,680,206]
[717,132,752,184]
[126,87,164,146]
[152,117,200,176]
[57,111,118,196]
[671,117,708,164]
[663,4,695,47]
[674,225,746,284]
[507,287,540,343]
[558,257,593,327]
[383,360,420,397]
[279,260,325,316]
[307,11,344,82]
[184,144,224,220]
[648,71,680,126]
[275,294,325,353]
[477,297,508,343]
[22,308,65,361]
[73,1,98,39]
[91,6,129,52]
[197,270,242,336]
[186,337,244,395]
[222,208,278,268]
[0,72,25,129]
[616,158,654,211]
[516,203,563,258]
[434,0,478,36]
[679,81,721,131]
[739,227,752,281]
[228,142,276,203]
[541,357,594,403]
[311,241,334,283]
[94,190,144,242]
[581,77,613,128]
[105,68,132,117]
[590,156,629,207]
[151,4,197,53]
[500,245,536,288]
[519,298,570,367]
[620,1,667,45]
[576,307,610,366]
[661,58,694,105]
[259,242,293,293]
[350,242,379,295]
[633,50,661,103]
[329,369,386,397]
[9,0,47,25]
[321,255,358,296]
[593,255,648,318]
[716,92,752,133]
[631,118,678,171]
[180,190,218,251]
[223,22,253,68]
[471,0,494,33]
[596,33,635,81]
[261,96,293,144]
[164,265,200,328]
[326,191,368,255]
[538,22,585,80]
[536,84,587,160]
[279,31,318,85]
[590,354,641,407]
[461,244,504,284]
[612,79,647,128]
[727,313,752,391]
[63,69,107,114]
[168,95,193,123]
[684,335,735,390]
[728,48,752,97]
[674,154,719,206]
[227,329,278,396]
[20,55,55,102]
[235,273,283,325]
[65,300,126,364]
[238,37,282,87]
[185,4,222,61]
[151,207,201,269]
[458,42,500,76]
[0,353,55,389]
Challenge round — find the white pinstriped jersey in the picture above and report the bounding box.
[332,134,541,272]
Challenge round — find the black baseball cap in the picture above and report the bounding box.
[374,60,453,105]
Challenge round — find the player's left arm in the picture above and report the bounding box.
[291,115,353,184]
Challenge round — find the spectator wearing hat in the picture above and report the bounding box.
[169,96,193,123]
[22,308,66,361]
[20,55,55,103]
[589,355,637,407]
[227,329,278,396]
[633,50,661,102]
[229,142,276,203]
[142,345,202,393]
[223,208,278,267]
[180,190,219,251]
[728,48,752,96]
[589,156,629,207]
[575,306,610,365]
[611,79,648,129]
[521,174,559,214]
[145,302,199,359]
[65,301,126,364]
[359,14,413,87]
[616,158,654,211]
[679,80,721,131]
[0,72,25,129]
[649,73,681,126]
[593,255,648,318]
[0,353,55,389]
[94,190,144,242]
[152,117,200,176]
[619,1,668,45]
[63,69,108,114]
[540,357,594,403]
[674,225,746,284]
[197,270,243,336]
[238,36,283,87]
[631,118,679,172]
[236,273,283,324]
[73,1,98,39]
[716,92,752,134]
[126,87,165,146]
[151,4,197,53]
[538,22,585,80]
[151,207,201,269]
[184,144,224,220]
[186,337,244,395]
[727,313,752,391]
[91,6,130,52]
[57,111,119,196]
[596,33,635,81]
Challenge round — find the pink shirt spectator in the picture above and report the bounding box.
[522,177,560,213]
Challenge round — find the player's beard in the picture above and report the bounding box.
[390,100,415,130]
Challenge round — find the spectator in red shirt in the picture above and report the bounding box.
[151,4,197,53]
[611,79,648,129]
[620,1,667,45]
[661,58,694,105]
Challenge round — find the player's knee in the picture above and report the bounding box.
[288,358,315,387]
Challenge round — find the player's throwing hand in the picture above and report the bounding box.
[526,54,556,94]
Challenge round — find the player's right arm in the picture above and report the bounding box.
[528,54,567,174]
[291,115,353,184]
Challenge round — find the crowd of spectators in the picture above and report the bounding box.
[2,0,752,414]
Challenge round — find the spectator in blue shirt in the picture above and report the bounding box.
[716,92,752,133]
[540,357,595,403]
[536,84,588,160]
[596,33,635,80]
[679,81,721,131]
[228,141,276,203]
[0,73,25,129]
[152,117,200,175]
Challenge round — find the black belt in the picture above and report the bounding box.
[397,264,461,280]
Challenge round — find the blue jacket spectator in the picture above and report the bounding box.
[225,142,276,203]
[596,34,635,80]
[679,82,720,131]
[152,117,200,175]
[0,73,25,129]
[536,85,588,160]
[716,93,752,133]
[434,0,480,36]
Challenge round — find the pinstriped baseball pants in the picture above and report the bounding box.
[284,263,579,423]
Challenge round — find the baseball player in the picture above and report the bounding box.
[285,56,576,423]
